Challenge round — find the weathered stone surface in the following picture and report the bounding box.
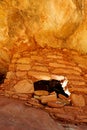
[26,98,44,109]
[0,96,65,130]
[0,47,10,73]
[17,64,31,71]
[69,88,87,94]
[69,80,86,86]
[34,0,82,47]
[17,58,31,64]
[52,68,80,75]
[0,1,8,45]
[34,90,49,96]
[32,65,49,72]
[28,71,51,80]
[14,79,34,93]
[30,56,43,61]
[71,94,86,107]
[16,71,27,78]
[67,24,87,53]
[0,0,87,75]
[40,94,57,104]
[47,101,64,108]
[6,71,16,79]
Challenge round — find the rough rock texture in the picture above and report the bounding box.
[0,0,87,128]
[71,94,86,107]
[0,0,82,47]
[67,0,87,53]
[0,96,64,130]
[0,0,87,74]
[13,79,34,93]
[0,96,87,130]
[0,46,87,124]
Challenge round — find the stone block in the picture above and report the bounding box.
[34,90,49,96]
[71,94,86,107]
[17,58,31,64]
[40,94,57,104]
[14,79,34,93]
[17,64,31,71]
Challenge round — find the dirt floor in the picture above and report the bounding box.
[0,96,86,130]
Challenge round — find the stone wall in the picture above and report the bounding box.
[0,45,87,124]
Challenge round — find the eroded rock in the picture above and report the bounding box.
[14,79,34,93]
[71,93,86,107]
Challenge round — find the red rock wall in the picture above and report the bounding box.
[0,0,86,74]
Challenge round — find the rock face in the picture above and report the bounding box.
[0,0,87,126]
[0,96,64,130]
[0,0,83,48]
[67,0,87,53]
[7,0,82,48]
[0,0,87,74]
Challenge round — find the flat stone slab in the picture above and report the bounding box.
[0,96,87,130]
[0,96,63,130]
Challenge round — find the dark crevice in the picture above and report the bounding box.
[34,79,69,98]
[0,73,6,84]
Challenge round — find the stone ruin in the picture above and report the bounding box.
[0,0,87,124]
[0,44,87,124]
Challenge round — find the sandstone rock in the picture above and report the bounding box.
[25,98,44,108]
[69,88,87,94]
[16,71,27,78]
[9,64,16,71]
[71,94,86,107]
[6,71,16,79]
[16,64,31,71]
[49,63,66,68]
[55,113,74,122]
[28,71,51,80]
[19,96,28,101]
[5,90,15,96]
[34,0,82,47]
[0,47,10,73]
[30,56,43,61]
[67,25,87,53]
[51,75,65,81]
[69,81,86,86]
[14,79,34,93]
[13,53,21,59]
[34,95,41,100]
[40,94,57,104]
[52,68,81,75]
[84,74,87,78]
[12,94,19,99]
[17,93,29,99]
[0,2,8,44]
[59,94,69,100]
[32,65,49,72]
[17,58,31,64]
[47,55,63,60]
[45,106,65,114]
[47,101,64,108]
[67,75,84,81]
[34,90,49,96]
